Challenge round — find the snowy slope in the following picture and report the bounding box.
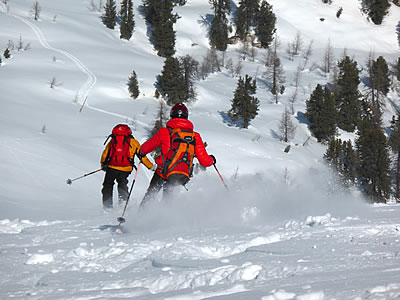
[1,0,400,298]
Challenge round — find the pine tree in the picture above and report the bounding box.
[4,48,10,59]
[235,0,259,41]
[363,0,390,25]
[120,0,135,40]
[336,56,361,132]
[306,84,337,142]
[342,140,357,184]
[324,138,356,184]
[103,0,117,29]
[143,0,177,57]
[158,57,186,105]
[356,103,391,202]
[179,55,199,102]
[389,112,400,202]
[369,56,390,108]
[228,74,259,129]
[255,0,276,49]
[128,70,139,99]
[324,138,343,171]
[209,0,231,51]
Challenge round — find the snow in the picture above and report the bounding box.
[1,0,400,298]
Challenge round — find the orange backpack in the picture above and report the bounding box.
[104,124,134,167]
[163,128,196,178]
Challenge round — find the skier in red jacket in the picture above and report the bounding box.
[139,103,215,208]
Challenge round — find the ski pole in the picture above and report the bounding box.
[117,163,141,225]
[213,164,229,190]
[66,167,104,185]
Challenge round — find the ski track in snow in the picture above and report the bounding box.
[0,4,149,127]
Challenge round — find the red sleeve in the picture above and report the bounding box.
[140,128,170,156]
[194,132,214,167]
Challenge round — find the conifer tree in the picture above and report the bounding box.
[255,0,276,49]
[306,84,337,142]
[235,0,259,41]
[120,0,135,40]
[389,112,400,201]
[4,48,10,59]
[336,56,361,132]
[363,0,390,25]
[158,57,186,105]
[103,0,117,29]
[369,56,390,108]
[342,140,357,184]
[228,74,259,129]
[324,138,343,171]
[128,70,139,99]
[356,102,391,202]
[209,0,231,51]
[179,55,199,103]
[324,139,356,184]
[143,0,177,57]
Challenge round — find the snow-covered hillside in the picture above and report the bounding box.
[1,0,400,298]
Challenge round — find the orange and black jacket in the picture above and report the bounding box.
[101,138,153,172]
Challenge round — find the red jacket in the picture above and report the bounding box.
[140,118,214,179]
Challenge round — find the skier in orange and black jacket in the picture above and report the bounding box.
[100,124,154,209]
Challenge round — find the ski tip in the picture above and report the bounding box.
[98,224,126,234]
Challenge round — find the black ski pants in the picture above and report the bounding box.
[139,172,188,209]
[102,167,130,208]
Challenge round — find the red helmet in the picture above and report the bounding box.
[170,103,189,119]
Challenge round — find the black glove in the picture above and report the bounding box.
[210,154,216,165]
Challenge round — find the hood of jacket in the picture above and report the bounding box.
[166,118,194,131]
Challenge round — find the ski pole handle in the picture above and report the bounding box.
[213,164,229,190]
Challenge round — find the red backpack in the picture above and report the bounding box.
[104,124,134,167]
